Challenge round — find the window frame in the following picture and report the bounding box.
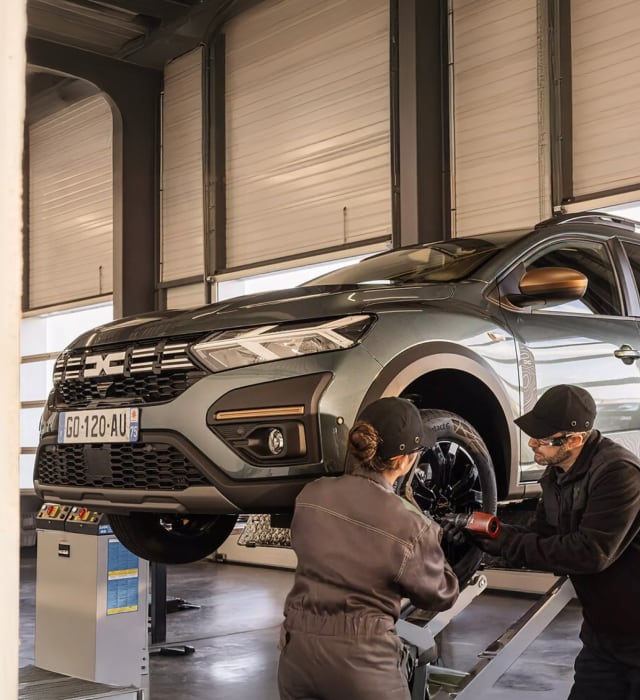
[614,237,640,318]
[495,232,630,319]
[524,238,623,317]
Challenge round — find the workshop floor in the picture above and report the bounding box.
[19,547,583,699]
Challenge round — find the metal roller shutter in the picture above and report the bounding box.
[161,47,205,283]
[225,0,391,270]
[451,0,549,235]
[29,95,113,309]
[571,0,640,199]
[165,283,206,310]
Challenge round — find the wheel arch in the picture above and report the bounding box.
[358,342,521,499]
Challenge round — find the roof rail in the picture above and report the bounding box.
[534,211,638,232]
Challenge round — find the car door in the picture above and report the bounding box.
[497,235,640,483]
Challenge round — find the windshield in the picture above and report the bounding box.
[307,232,519,286]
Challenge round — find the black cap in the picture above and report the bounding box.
[515,384,596,438]
[358,397,434,459]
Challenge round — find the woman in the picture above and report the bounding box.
[278,396,459,700]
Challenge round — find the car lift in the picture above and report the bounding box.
[225,515,578,698]
[397,572,576,699]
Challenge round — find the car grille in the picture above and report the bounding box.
[52,336,207,408]
[36,443,211,490]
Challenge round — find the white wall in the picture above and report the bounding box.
[0,0,26,696]
[20,303,114,489]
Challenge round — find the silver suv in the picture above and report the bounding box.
[35,212,640,581]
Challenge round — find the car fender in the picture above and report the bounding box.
[357,340,524,498]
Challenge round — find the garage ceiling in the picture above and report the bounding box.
[27,0,230,68]
[26,0,235,119]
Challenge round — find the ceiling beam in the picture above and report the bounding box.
[71,0,193,22]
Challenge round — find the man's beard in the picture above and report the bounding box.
[533,445,572,467]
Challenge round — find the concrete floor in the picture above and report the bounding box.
[19,547,583,699]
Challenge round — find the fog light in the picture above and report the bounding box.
[267,428,285,455]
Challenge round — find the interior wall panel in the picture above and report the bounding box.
[165,283,206,309]
[224,0,391,269]
[29,94,113,309]
[161,47,205,282]
[451,0,549,235]
[571,0,640,198]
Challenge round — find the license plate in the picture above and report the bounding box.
[58,408,140,444]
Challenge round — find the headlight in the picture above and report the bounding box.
[190,315,374,372]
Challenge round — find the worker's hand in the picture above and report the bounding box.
[466,526,507,556]
[441,519,467,546]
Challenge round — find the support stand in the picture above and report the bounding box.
[150,562,167,645]
[398,574,576,699]
[149,562,199,657]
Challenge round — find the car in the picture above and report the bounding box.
[34,211,640,582]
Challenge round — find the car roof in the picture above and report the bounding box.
[306,211,640,288]
[534,211,639,234]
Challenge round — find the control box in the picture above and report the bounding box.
[36,504,113,535]
[66,506,112,535]
[35,504,148,690]
[36,503,72,531]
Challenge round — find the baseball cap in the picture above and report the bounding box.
[515,384,596,438]
[358,397,434,459]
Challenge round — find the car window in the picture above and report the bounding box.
[621,242,640,304]
[523,240,622,316]
[308,233,517,286]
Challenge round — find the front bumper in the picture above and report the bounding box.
[34,347,383,513]
[34,431,309,514]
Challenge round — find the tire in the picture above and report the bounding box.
[108,512,238,564]
[400,408,497,585]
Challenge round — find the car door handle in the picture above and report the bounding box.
[614,345,640,365]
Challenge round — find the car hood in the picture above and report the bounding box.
[69,283,460,349]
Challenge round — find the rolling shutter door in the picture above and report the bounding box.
[225,0,391,270]
[165,283,206,310]
[29,95,113,309]
[161,47,205,283]
[571,0,640,198]
[451,0,549,236]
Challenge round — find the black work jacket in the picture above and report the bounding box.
[501,432,640,637]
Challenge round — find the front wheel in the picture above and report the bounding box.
[400,408,497,585]
[108,512,238,564]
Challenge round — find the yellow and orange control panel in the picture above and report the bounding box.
[36,503,110,534]
[37,503,71,521]
[67,507,101,524]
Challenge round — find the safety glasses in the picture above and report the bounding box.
[530,434,571,447]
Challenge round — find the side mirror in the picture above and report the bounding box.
[506,267,588,308]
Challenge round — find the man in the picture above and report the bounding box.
[467,384,640,699]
